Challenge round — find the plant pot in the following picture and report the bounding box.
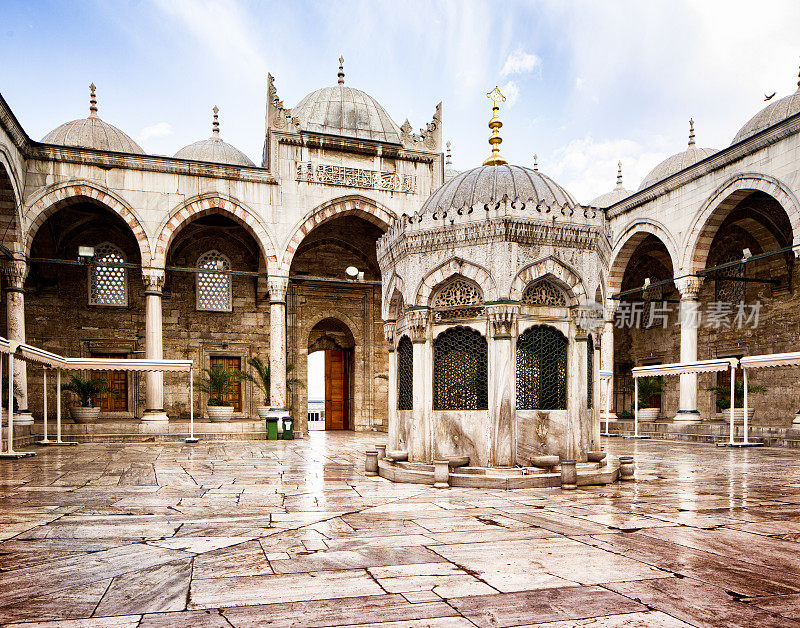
[207,405,234,422]
[69,407,101,423]
[717,408,755,423]
[256,405,270,419]
[638,408,660,421]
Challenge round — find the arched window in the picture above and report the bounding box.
[433,326,488,410]
[89,242,127,307]
[397,335,413,411]
[587,334,594,409]
[714,252,745,304]
[431,277,484,322]
[196,250,232,312]
[521,277,568,307]
[517,325,567,410]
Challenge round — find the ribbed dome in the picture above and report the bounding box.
[420,164,576,215]
[590,161,633,207]
[174,107,254,166]
[732,88,800,145]
[42,84,143,154]
[638,120,716,191]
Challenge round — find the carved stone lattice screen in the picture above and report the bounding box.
[89,242,127,306]
[715,253,745,304]
[521,278,568,306]
[432,277,484,322]
[587,334,594,409]
[433,326,488,411]
[397,335,413,411]
[516,325,568,410]
[196,250,232,312]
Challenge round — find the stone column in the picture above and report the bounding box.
[488,304,518,466]
[2,259,32,424]
[567,322,588,460]
[268,275,289,411]
[383,320,399,449]
[142,269,168,421]
[674,276,703,422]
[407,309,429,463]
[600,318,616,420]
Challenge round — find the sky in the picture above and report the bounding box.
[1,0,799,202]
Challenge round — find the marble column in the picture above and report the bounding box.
[600,318,616,420]
[488,304,518,466]
[408,309,429,463]
[2,259,31,424]
[567,322,589,461]
[142,269,168,421]
[383,320,399,450]
[268,275,289,411]
[674,276,703,422]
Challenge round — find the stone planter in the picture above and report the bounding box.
[365,451,378,476]
[69,407,101,423]
[638,408,660,421]
[619,455,635,481]
[207,405,234,422]
[560,460,577,490]
[716,408,755,423]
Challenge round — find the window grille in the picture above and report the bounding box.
[89,242,127,306]
[397,335,413,410]
[715,253,745,303]
[433,326,488,410]
[642,276,663,302]
[521,278,567,306]
[516,325,567,410]
[431,277,484,321]
[587,334,594,409]
[197,250,232,312]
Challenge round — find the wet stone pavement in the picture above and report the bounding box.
[0,434,799,627]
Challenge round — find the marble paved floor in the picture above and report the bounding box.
[1,434,800,627]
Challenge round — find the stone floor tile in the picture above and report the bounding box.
[93,558,192,615]
[522,610,695,626]
[192,539,274,578]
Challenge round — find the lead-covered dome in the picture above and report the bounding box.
[174,106,255,167]
[420,163,576,215]
[732,75,800,144]
[42,84,144,155]
[638,120,716,191]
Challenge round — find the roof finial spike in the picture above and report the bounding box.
[688,118,696,147]
[533,154,538,171]
[796,58,800,92]
[616,160,623,188]
[337,56,345,85]
[483,86,508,166]
[212,105,220,137]
[445,141,452,167]
[89,83,98,118]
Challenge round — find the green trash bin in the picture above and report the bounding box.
[282,417,294,440]
[266,417,279,441]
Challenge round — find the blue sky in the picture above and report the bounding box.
[1,0,798,201]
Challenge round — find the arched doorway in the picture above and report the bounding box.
[308,318,355,430]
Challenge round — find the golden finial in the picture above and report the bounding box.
[212,106,220,137]
[445,141,452,167]
[533,154,538,171]
[338,56,345,85]
[483,86,508,166]
[89,83,98,118]
[616,160,623,188]
[688,118,695,147]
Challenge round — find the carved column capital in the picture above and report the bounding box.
[487,304,519,339]
[2,259,28,290]
[268,276,289,303]
[675,276,703,300]
[383,320,397,346]
[406,308,429,343]
[142,268,165,293]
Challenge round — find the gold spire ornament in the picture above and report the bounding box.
[483,86,508,166]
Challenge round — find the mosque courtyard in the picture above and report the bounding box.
[0,434,797,627]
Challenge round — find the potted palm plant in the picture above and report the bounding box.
[627,376,664,421]
[63,374,114,423]
[194,364,247,421]
[708,380,766,422]
[243,357,304,439]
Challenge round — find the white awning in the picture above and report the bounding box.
[63,358,193,372]
[632,358,737,378]
[16,343,67,368]
[740,352,800,369]
[598,370,613,380]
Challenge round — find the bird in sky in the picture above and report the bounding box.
[764,92,776,101]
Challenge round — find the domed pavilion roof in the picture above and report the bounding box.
[638,119,716,191]
[41,84,144,155]
[590,161,633,207]
[174,106,255,166]
[732,67,800,144]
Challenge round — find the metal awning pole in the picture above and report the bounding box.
[634,377,639,438]
[186,366,198,443]
[7,354,14,454]
[56,368,62,443]
[743,367,749,445]
[729,365,736,445]
[603,378,612,436]
[0,355,5,454]
[42,367,49,443]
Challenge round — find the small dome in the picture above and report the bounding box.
[590,161,633,207]
[41,84,144,154]
[174,106,254,167]
[732,83,800,145]
[638,119,716,191]
[420,163,576,215]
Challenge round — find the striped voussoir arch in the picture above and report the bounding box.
[609,221,678,297]
[414,258,496,307]
[510,257,586,305]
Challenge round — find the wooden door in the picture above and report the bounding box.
[93,353,128,412]
[210,356,242,412]
[325,349,350,430]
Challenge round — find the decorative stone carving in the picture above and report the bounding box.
[432,277,484,321]
[268,276,289,303]
[487,304,518,338]
[267,73,300,132]
[141,268,165,293]
[406,308,429,342]
[296,162,416,193]
[400,102,442,152]
[675,276,703,300]
[2,259,28,290]
[383,320,396,346]
[521,278,567,306]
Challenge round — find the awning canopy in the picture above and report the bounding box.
[632,358,737,378]
[740,351,800,369]
[598,370,613,380]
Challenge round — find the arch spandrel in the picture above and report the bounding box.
[414,257,497,307]
[608,221,679,297]
[510,256,586,305]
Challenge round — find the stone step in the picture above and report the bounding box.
[606,420,800,448]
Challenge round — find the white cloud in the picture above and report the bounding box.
[575,77,584,90]
[138,122,173,142]
[502,81,519,107]
[501,47,541,77]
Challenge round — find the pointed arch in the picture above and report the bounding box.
[382,270,406,320]
[414,257,497,306]
[609,220,678,296]
[510,256,587,305]
[0,154,22,256]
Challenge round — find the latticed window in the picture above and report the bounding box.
[521,278,567,306]
[587,334,594,409]
[715,253,745,304]
[89,242,127,306]
[516,325,567,410]
[397,335,413,410]
[433,326,488,410]
[196,250,232,312]
[431,277,484,322]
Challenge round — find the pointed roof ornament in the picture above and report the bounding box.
[445,141,452,167]
[533,154,538,171]
[483,86,508,166]
[89,83,98,118]
[616,160,623,188]
[212,106,220,138]
[688,118,696,147]
[337,56,345,85]
[796,58,800,92]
